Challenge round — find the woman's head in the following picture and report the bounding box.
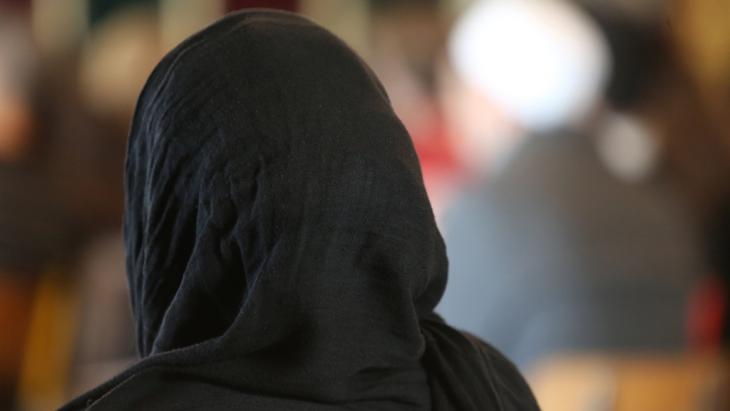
[124,10,446,399]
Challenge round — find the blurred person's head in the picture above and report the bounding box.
[0,13,39,163]
[442,0,609,175]
[670,0,730,110]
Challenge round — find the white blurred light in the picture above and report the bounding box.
[595,112,659,183]
[449,0,610,132]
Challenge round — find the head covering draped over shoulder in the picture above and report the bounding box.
[61,10,538,411]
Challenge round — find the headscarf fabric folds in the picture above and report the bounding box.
[61,10,538,411]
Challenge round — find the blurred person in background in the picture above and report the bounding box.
[0,10,81,410]
[436,0,706,372]
[438,0,609,178]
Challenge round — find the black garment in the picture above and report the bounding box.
[60,10,538,411]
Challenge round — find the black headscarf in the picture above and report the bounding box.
[61,10,538,411]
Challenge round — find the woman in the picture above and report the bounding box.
[60,10,538,410]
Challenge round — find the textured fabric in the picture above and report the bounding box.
[60,10,538,411]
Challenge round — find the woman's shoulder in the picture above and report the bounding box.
[420,315,541,410]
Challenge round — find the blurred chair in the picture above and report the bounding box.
[529,354,728,411]
[16,269,78,411]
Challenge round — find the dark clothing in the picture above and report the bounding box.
[438,131,702,370]
[0,164,77,274]
[60,10,538,411]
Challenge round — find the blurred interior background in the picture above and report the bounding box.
[1,0,730,410]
